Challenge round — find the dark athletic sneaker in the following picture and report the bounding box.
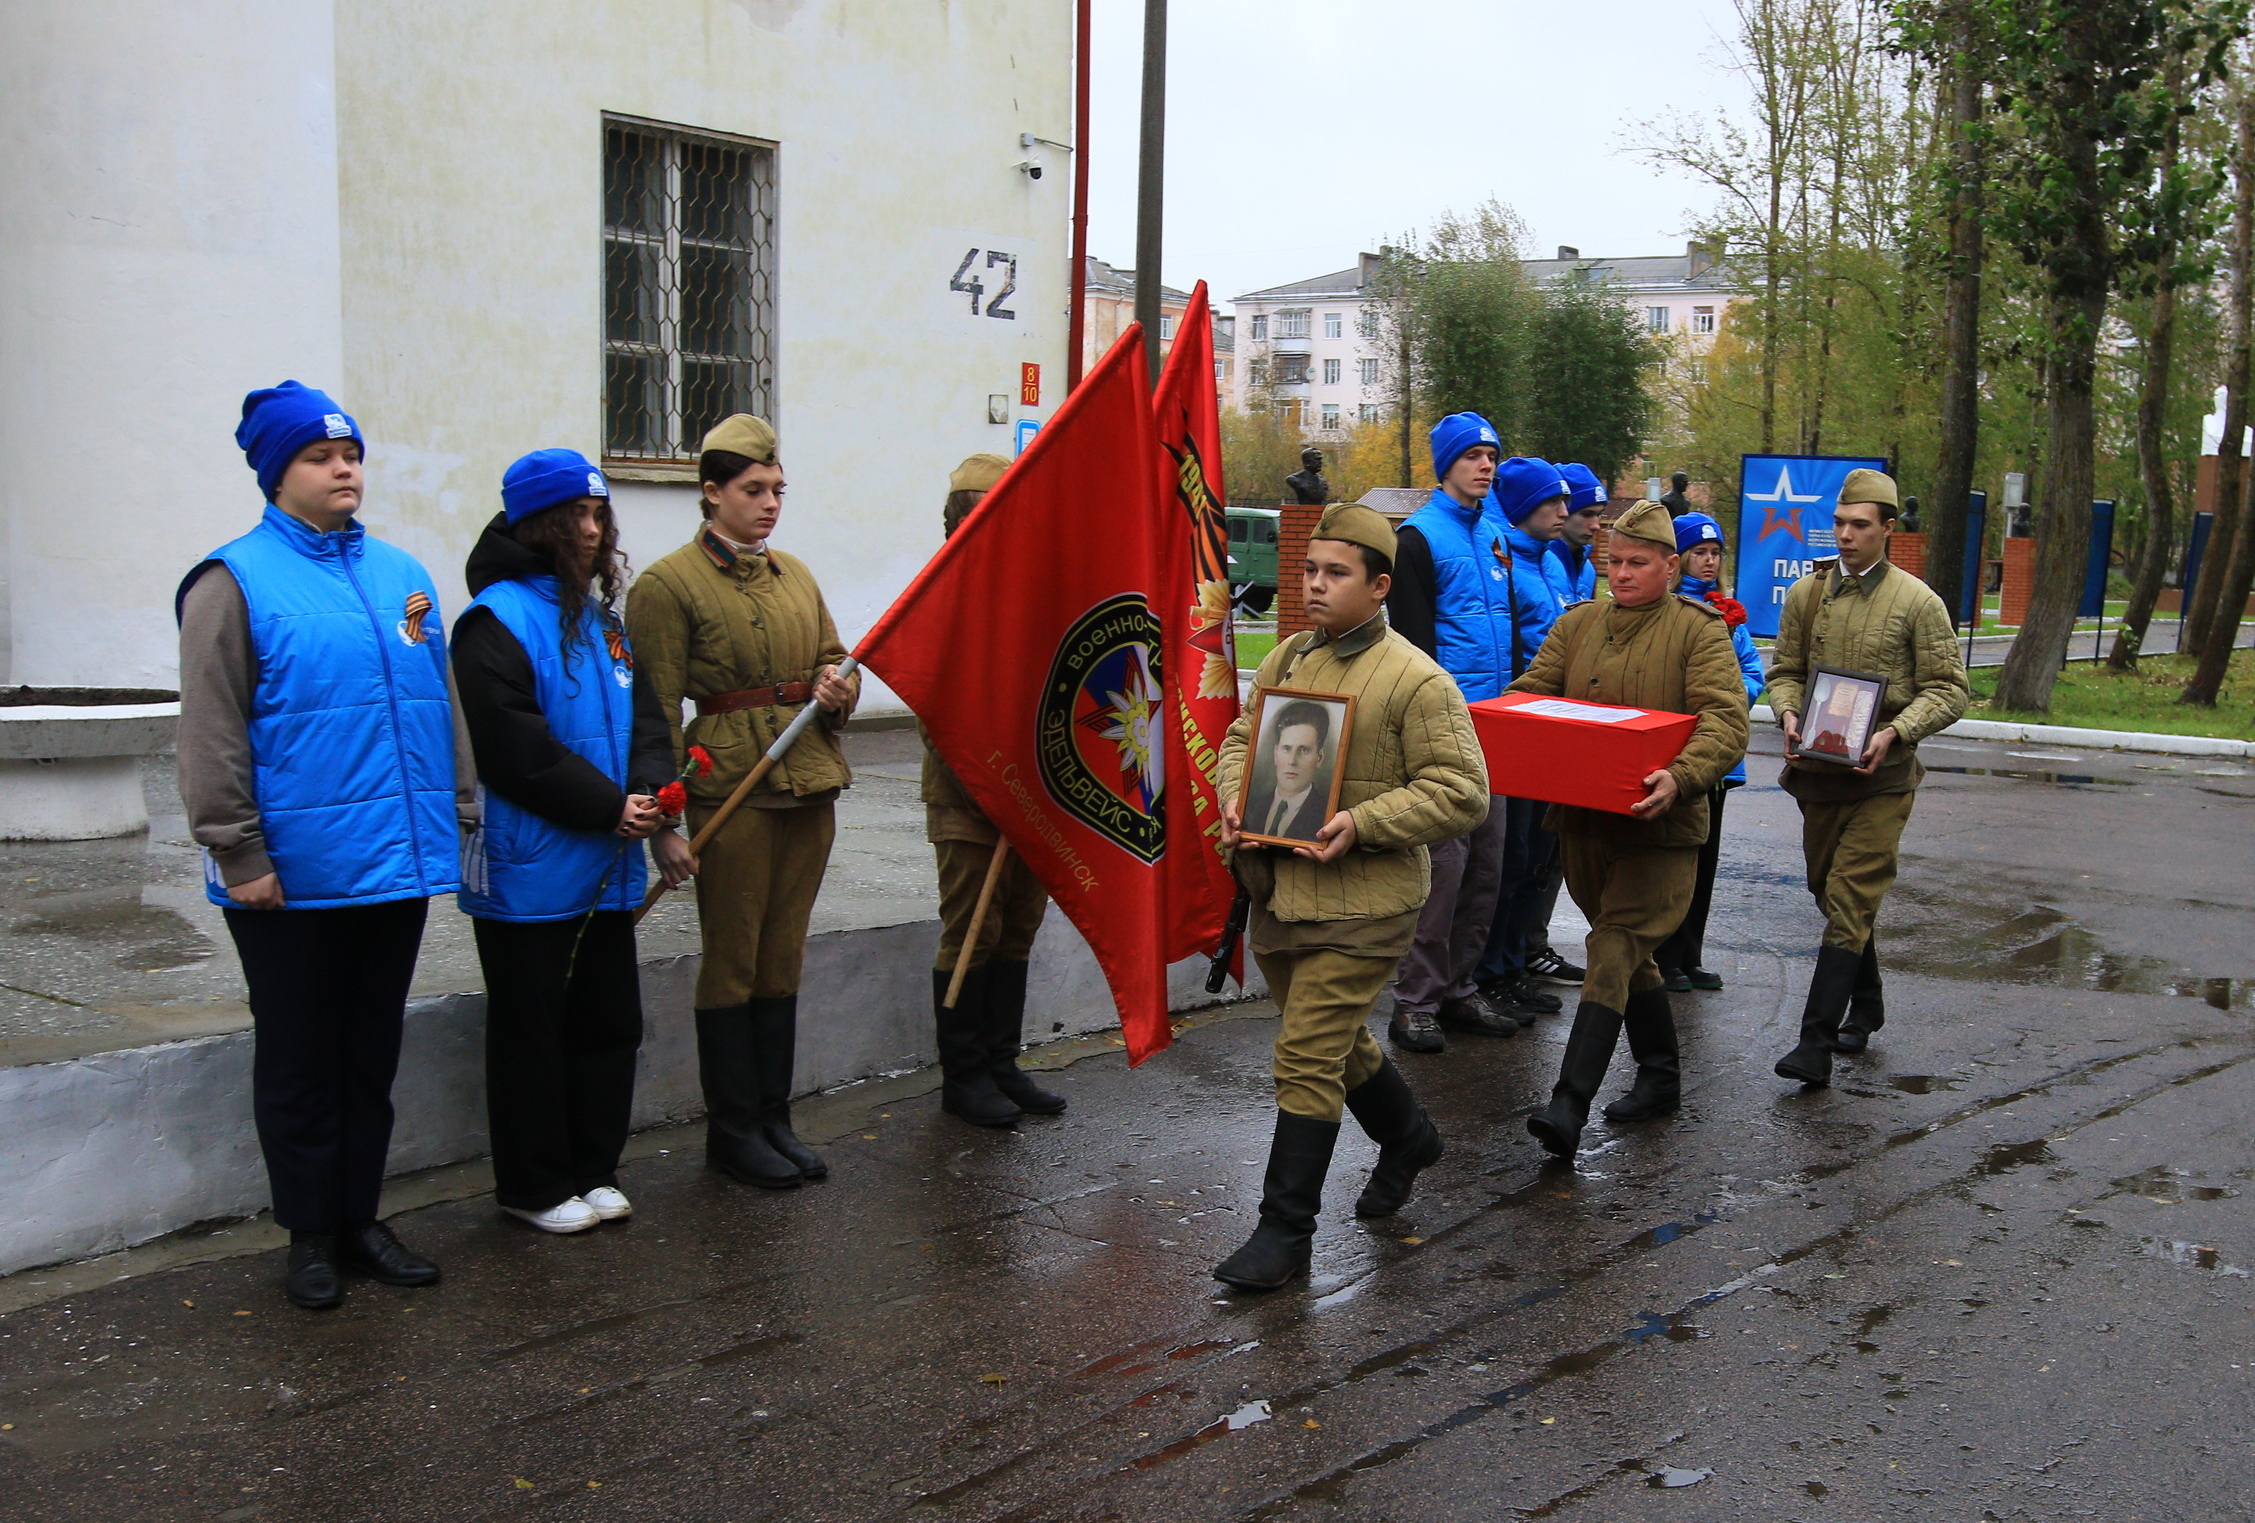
[1526,946,1584,984]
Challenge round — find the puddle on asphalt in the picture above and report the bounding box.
[1925,764,2132,788]
[1886,892,2253,1012]
[2138,1237,2253,1277]
[2110,1165,2241,1203]
[1649,1466,1714,1488]
[1887,1075,1967,1095]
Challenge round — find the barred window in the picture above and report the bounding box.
[603,118,776,461]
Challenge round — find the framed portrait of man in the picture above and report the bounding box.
[1238,687,1355,848]
[1791,666,1888,766]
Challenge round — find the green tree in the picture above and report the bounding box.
[1524,278,1660,482]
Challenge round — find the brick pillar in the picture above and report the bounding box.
[2000,536,2036,628]
[1591,525,1611,585]
[1276,501,1324,638]
[1890,532,1928,580]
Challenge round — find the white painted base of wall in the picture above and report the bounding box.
[0,756,149,840]
[0,908,1266,1277]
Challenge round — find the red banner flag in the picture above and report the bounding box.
[857,329,1194,1064]
[1151,281,1240,968]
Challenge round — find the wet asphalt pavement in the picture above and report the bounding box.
[2,729,2252,1521]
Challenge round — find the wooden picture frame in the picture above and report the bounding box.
[1237,686,1356,849]
[1790,666,1889,767]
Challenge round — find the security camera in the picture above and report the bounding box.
[1016,160,1043,180]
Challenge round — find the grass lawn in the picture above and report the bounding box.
[1967,649,2255,740]
[1236,629,1277,671]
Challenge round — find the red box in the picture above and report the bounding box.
[1468,693,1698,815]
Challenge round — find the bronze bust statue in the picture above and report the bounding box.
[1284,447,1330,506]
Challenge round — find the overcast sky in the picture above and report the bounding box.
[1084,0,1745,303]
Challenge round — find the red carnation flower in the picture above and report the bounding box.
[1706,592,1749,628]
[657,781,688,816]
[686,745,715,778]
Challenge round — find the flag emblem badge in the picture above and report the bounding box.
[1036,593,1166,863]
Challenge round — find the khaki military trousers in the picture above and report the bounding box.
[1255,949,1392,1122]
[1559,830,1701,1011]
[933,839,1049,971]
[1797,791,1916,951]
[689,800,836,1007]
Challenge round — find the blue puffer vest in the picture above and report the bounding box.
[1552,538,1596,603]
[1493,518,1573,675]
[456,577,647,922]
[183,505,458,909]
[1400,488,1518,701]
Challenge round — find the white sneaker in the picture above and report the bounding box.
[503,1197,601,1234]
[582,1186,632,1221]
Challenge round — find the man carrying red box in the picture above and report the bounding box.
[1504,500,1751,1156]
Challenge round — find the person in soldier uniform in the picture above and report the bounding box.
[1506,501,1751,1157]
[1765,469,1969,1085]
[1214,504,1489,1291]
[922,453,1068,1128]
[625,414,860,1189]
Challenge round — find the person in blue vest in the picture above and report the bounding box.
[1382,413,1515,1052]
[176,382,458,1311]
[1464,455,1576,1026]
[453,450,694,1234]
[1654,512,1766,992]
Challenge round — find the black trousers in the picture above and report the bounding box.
[1656,785,1730,973]
[1474,797,1558,985]
[473,912,644,1211]
[224,898,429,1232]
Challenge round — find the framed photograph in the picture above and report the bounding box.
[1238,686,1356,848]
[1791,666,1889,766]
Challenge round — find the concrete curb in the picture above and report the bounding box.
[1749,704,2252,760]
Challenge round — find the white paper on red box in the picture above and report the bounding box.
[1512,699,1648,724]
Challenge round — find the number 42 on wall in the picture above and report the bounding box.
[950,249,1017,320]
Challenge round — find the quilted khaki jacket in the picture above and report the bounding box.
[624,530,859,807]
[1765,558,1969,800]
[919,721,996,846]
[1506,592,1751,849]
[1217,614,1489,924]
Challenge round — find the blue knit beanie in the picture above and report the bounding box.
[1494,456,1570,525]
[1673,512,1725,552]
[1560,462,1607,511]
[502,448,610,525]
[236,381,363,500]
[1429,412,1501,483]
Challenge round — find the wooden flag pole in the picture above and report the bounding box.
[632,657,860,926]
[942,840,1013,1009]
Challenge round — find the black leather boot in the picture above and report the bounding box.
[936,966,1022,1126]
[983,959,1066,1114]
[696,1004,801,1188]
[1343,1059,1444,1217]
[1833,937,1886,1053]
[285,1232,344,1310]
[1214,1111,1340,1291]
[1776,945,1862,1085]
[1602,985,1681,1123]
[1527,1001,1625,1158]
[337,1219,441,1286]
[750,996,826,1179]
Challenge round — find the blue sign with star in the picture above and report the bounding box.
[1732,453,1890,638]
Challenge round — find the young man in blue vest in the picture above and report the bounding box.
[1383,413,1523,1052]
[177,382,459,1309]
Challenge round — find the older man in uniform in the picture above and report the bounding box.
[1766,468,1969,1085]
[923,453,1066,1128]
[1507,500,1751,1156]
[1215,504,1489,1290]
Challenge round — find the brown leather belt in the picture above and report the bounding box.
[696,682,813,716]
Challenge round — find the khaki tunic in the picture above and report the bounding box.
[1506,593,1749,1009]
[922,723,1048,971]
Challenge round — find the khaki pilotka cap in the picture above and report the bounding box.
[1311,502,1398,563]
[1839,467,1899,508]
[701,413,779,463]
[1608,499,1680,550]
[949,453,1010,494]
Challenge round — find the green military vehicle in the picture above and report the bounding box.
[1226,507,1280,616]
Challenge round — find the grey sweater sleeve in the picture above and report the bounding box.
[176,565,273,887]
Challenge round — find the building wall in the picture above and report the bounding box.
[1229,291,1379,428]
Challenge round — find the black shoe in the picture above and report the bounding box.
[1502,975,1563,1015]
[1387,1006,1446,1053]
[284,1233,344,1310]
[935,967,1022,1127]
[1659,966,1693,993]
[696,1005,802,1188]
[750,996,827,1178]
[1435,995,1517,1038]
[1473,981,1538,1031]
[1601,986,1681,1123]
[1777,945,1862,1085]
[983,960,1066,1114]
[1214,1111,1340,1291]
[336,1220,441,1287]
[1686,967,1725,991]
[1343,1060,1444,1217]
[1527,1001,1625,1157]
[1833,938,1885,1052]
[1526,946,1585,985]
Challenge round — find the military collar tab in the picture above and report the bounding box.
[699,527,776,574]
[1312,610,1389,656]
